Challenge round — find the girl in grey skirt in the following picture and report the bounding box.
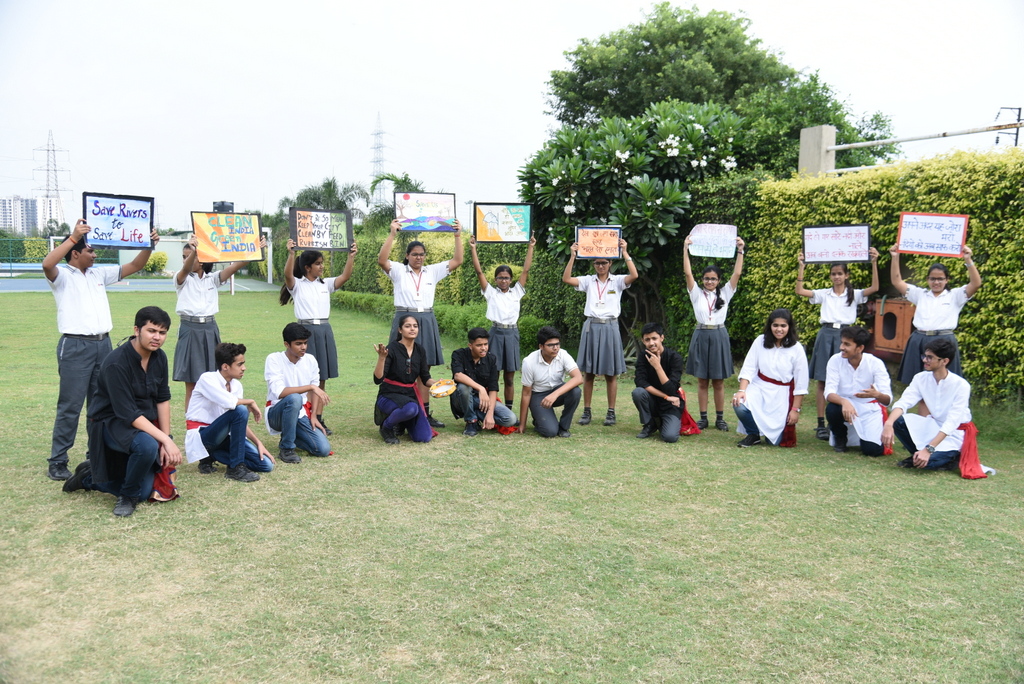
[469,234,536,410]
[682,234,746,431]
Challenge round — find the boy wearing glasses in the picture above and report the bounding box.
[42,219,158,481]
[518,326,584,438]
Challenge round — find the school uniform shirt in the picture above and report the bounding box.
[387,260,450,310]
[185,370,244,462]
[482,282,525,325]
[893,370,972,452]
[737,336,809,444]
[576,274,630,319]
[824,352,891,444]
[289,276,337,320]
[905,284,971,331]
[688,282,735,326]
[264,351,320,436]
[175,271,226,317]
[49,263,121,335]
[521,348,578,393]
[451,347,500,395]
[809,287,867,324]
[634,346,684,416]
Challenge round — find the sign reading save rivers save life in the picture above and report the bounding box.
[81,192,154,249]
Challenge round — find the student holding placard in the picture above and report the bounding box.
[174,234,267,415]
[562,238,638,427]
[469,234,536,410]
[378,218,464,429]
[795,247,880,440]
[279,238,358,435]
[682,234,746,431]
[890,244,981,383]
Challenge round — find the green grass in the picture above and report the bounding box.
[1,291,1022,683]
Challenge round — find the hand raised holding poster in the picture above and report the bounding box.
[81,192,154,249]
[896,212,968,257]
[289,208,354,251]
[191,212,263,263]
[688,223,737,258]
[802,224,872,263]
[473,203,532,243]
[394,192,457,232]
[575,226,622,259]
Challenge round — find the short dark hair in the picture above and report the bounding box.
[761,308,799,348]
[215,342,247,368]
[839,325,871,348]
[468,327,489,342]
[283,322,311,343]
[494,265,513,279]
[134,306,171,330]
[924,338,956,362]
[63,235,87,263]
[537,325,561,346]
[641,322,665,337]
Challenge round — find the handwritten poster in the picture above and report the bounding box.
[190,212,263,263]
[575,226,622,259]
[81,192,154,249]
[394,192,457,232]
[802,224,872,263]
[289,208,353,251]
[689,223,737,258]
[896,212,969,257]
[473,203,532,243]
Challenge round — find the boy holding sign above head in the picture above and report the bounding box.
[562,236,638,427]
[42,219,158,481]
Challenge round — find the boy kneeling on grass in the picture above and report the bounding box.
[264,323,332,464]
[517,326,584,438]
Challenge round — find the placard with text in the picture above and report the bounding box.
[802,224,872,263]
[288,208,354,251]
[896,212,968,257]
[81,192,154,249]
[689,223,737,258]
[190,212,263,263]
[575,226,622,259]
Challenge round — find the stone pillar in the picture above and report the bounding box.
[798,125,837,176]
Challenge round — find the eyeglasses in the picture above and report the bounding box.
[495,275,512,281]
[408,252,426,258]
[594,262,610,266]
[927,277,947,282]
[921,354,938,362]
[405,358,412,374]
[543,342,561,348]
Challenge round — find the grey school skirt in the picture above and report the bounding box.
[577,318,626,376]
[809,325,841,382]
[686,326,733,379]
[897,330,961,384]
[302,320,339,381]
[391,310,443,366]
[488,325,521,371]
[172,318,221,382]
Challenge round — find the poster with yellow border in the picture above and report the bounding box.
[190,212,263,263]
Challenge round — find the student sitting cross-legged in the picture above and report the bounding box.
[517,326,584,438]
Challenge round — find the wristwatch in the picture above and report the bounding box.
[925,444,936,454]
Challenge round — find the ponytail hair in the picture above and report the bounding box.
[279,249,325,306]
[703,266,725,311]
[829,262,854,306]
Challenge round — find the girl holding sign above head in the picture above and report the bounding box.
[469,234,536,411]
[682,234,745,431]
[378,218,464,429]
[890,244,981,384]
[795,247,880,440]
[174,234,267,412]
[562,237,639,427]
[279,238,359,435]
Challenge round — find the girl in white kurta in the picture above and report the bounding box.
[732,309,809,447]
[796,248,879,440]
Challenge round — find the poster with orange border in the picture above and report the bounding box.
[575,226,622,259]
[190,212,263,263]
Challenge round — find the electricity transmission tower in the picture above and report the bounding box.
[370,113,388,206]
[34,130,69,231]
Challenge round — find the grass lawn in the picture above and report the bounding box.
[1,290,1021,683]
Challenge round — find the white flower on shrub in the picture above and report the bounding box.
[563,204,577,215]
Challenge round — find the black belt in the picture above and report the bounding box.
[492,323,518,329]
[63,332,109,341]
[396,307,433,313]
[298,318,328,325]
[587,317,617,324]
[181,315,215,323]
[695,324,723,330]
[917,329,955,336]
[821,322,844,329]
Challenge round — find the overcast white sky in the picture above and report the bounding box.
[1,0,1021,231]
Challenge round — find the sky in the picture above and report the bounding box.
[1,0,1021,232]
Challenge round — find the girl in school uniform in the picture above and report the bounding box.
[732,308,809,448]
[469,234,536,410]
[280,238,358,435]
[174,234,266,410]
[377,218,464,428]
[890,244,981,383]
[796,247,880,440]
[682,234,745,430]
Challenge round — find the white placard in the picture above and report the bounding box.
[689,223,737,258]
[896,212,968,257]
[802,224,871,263]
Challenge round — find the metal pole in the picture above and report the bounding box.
[829,120,1024,152]
[264,227,273,285]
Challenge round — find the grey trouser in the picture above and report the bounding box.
[529,384,582,437]
[631,387,681,443]
[50,334,111,464]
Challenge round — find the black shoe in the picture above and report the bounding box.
[833,440,848,453]
[380,425,400,445]
[427,413,446,429]
[394,424,406,437]
[317,415,333,436]
[636,423,654,439]
[896,457,914,468]
[815,426,830,440]
[47,462,72,481]
[715,418,729,431]
[62,461,91,493]
[278,448,301,463]
[737,433,762,448]
[603,409,616,426]
[225,464,260,482]
[557,429,572,438]
[463,421,479,437]
[197,456,218,474]
[113,495,139,517]
[578,408,592,426]
[696,417,709,430]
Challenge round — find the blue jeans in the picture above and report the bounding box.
[266,394,331,456]
[892,415,960,470]
[451,384,516,426]
[200,405,274,472]
[89,428,160,499]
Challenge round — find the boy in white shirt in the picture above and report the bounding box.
[824,326,892,456]
[518,326,584,438]
[264,323,332,463]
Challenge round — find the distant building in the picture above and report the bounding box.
[0,196,62,234]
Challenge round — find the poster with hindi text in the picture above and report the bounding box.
[802,224,872,263]
[394,192,457,232]
[575,226,622,259]
[473,203,532,243]
[896,212,968,257]
[190,212,263,263]
[289,208,354,251]
[81,192,154,249]
[689,223,737,258]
